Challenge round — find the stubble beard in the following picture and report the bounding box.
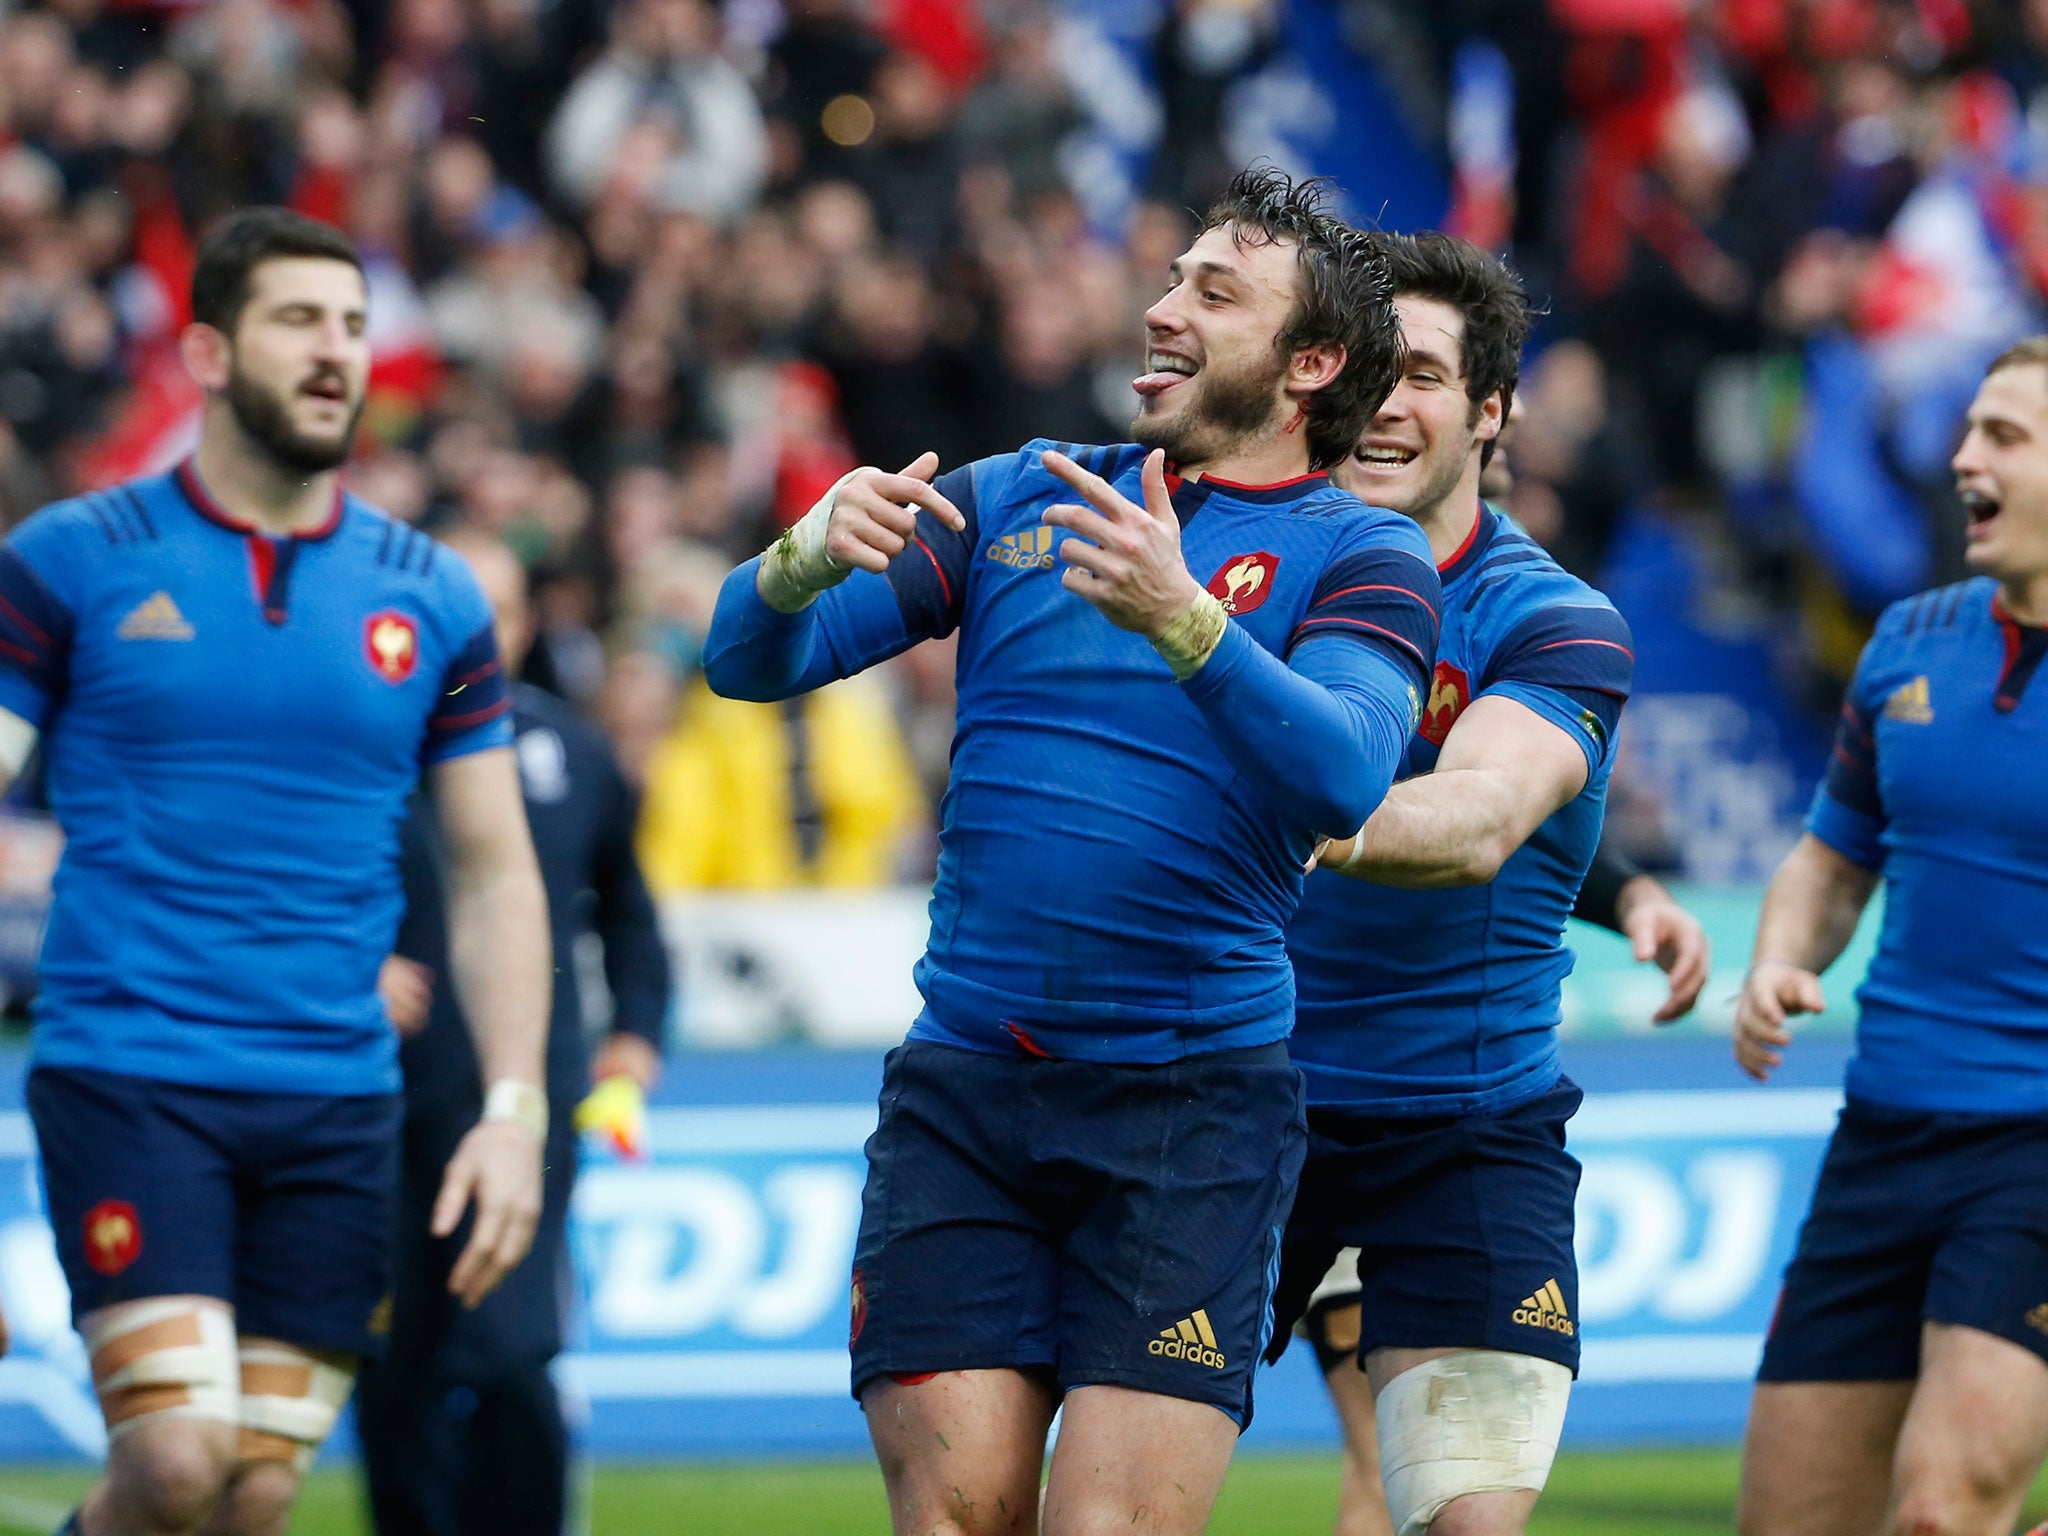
[1131,345,1290,467]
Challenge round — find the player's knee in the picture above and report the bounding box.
[1889,1457,2020,1536]
[237,1340,356,1476]
[1375,1352,1570,1536]
[1423,1489,1537,1536]
[110,1420,239,1532]
[207,1460,302,1536]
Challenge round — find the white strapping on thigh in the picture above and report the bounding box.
[237,1342,356,1472]
[1374,1349,1572,1536]
[85,1298,240,1438]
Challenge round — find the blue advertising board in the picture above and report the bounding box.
[0,1034,1853,1461]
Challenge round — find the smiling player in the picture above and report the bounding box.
[702,168,1440,1536]
[1732,339,2048,1536]
[0,208,548,1536]
[1272,233,1633,1536]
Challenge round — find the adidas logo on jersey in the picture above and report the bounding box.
[1512,1279,1575,1337]
[1149,1309,1226,1369]
[117,591,194,641]
[1883,676,1933,724]
[986,528,1055,570]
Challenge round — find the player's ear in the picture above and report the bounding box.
[1474,387,1505,444]
[1288,342,1345,396]
[180,322,233,393]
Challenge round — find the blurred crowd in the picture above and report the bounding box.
[0,0,2045,887]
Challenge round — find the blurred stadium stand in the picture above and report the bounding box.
[0,0,2025,1465]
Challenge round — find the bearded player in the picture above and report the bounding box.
[703,168,1440,1536]
[0,209,548,1536]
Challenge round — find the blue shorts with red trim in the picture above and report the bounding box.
[29,1064,401,1355]
[848,1039,1306,1426]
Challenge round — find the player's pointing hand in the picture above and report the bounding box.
[1043,449,1217,667]
[756,451,965,612]
[1733,958,1826,1082]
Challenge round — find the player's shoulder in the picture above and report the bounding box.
[1315,488,1435,573]
[1871,578,1990,650]
[10,475,173,554]
[1005,439,1132,489]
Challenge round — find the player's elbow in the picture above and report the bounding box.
[700,645,775,701]
[1447,832,1512,886]
[1306,764,1390,849]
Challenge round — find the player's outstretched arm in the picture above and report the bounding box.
[1615,874,1711,1023]
[1734,833,1879,1082]
[703,453,967,703]
[1318,694,1588,888]
[1043,448,1434,836]
[427,746,551,1306]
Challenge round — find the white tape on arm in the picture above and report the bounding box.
[1375,1349,1571,1536]
[757,469,870,613]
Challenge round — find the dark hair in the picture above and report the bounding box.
[1199,166,1402,472]
[190,207,363,334]
[1988,335,2048,381]
[1367,230,1535,468]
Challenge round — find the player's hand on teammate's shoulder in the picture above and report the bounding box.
[433,1092,546,1308]
[1041,448,1205,640]
[1615,876,1711,1024]
[1734,958,1826,1082]
[377,955,435,1038]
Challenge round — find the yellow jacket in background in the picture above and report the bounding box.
[638,673,927,892]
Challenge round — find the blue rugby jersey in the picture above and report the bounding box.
[1807,577,2048,1115]
[0,463,513,1095]
[1285,505,1634,1117]
[704,440,1441,1063]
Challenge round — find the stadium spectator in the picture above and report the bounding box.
[543,0,768,225]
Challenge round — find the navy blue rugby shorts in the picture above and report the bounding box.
[1270,1079,1584,1375]
[848,1038,1306,1426]
[30,1063,401,1356]
[1760,1097,2048,1381]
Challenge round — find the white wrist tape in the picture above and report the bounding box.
[1375,1349,1571,1536]
[758,468,869,613]
[484,1078,548,1140]
[1152,589,1229,680]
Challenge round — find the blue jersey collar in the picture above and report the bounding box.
[1436,501,1497,585]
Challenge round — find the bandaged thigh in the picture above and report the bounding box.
[1373,1349,1571,1536]
[237,1341,356,1473]
[86,1298,240,1439]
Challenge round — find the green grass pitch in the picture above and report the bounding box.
[4,1450,2046,1534]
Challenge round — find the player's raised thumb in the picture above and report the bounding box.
[898,450,940,483]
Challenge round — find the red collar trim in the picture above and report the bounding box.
[1192,470,1327,491]
[1437,502,1485,573]
[175,459,345,541]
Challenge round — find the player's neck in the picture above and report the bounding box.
[1180,409,1316,486]
[2000,571,2048,628]
[192,420,342,537]
[1413,469,1486,567]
